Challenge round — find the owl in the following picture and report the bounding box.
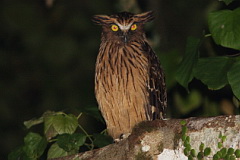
[92,11,167,139]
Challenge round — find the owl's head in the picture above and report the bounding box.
[92,11,154,44]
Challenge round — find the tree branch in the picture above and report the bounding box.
[51,115,240,160]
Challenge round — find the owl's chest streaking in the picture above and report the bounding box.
[95,41,150,139]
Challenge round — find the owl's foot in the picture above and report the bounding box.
[114,133,131,142]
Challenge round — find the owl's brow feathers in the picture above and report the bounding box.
[92,11,154,26]
[116,22,133,31]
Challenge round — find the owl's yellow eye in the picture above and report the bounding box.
[111,25,119,31]
[131,24,137,31]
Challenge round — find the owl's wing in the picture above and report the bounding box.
[144,42,167,120]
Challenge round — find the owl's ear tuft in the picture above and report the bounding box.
[92,15,111,25]
[134,11,154,23]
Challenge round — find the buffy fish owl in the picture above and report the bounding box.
[92,11,167,139]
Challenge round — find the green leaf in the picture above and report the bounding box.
[199,142,205,151]
[219,132,223,138]
[184,148,190,156]
[188,155,194,160]
[193,56,234,90]
[186,136,190,142]
[191,149,196,157]
[43,111,59,139]
[217,151,223,157]
[93,133,113,148]
[80,106,104,123]
[44,112,78,140]
[213,153,220,160]
[24,117,44,129]
[158,50,182,88]
[186,144,191,151]
[235,149,240,158]
[221,148,228,157]
[227,148,235,155]
[225,155,231,160]
[175,37,200,89]
[180,120,187,126]
[182,135,186,141]
[218,142,223,148]
[222,135,227,142]
[48,143,68,159]
[197,151,204,159]
[184,140,189,148]
[57,133,86,152]
[228,60,240,100]
[208,8,240,50]
[175,90,202,114]
[8,146,24,160]
[219,0,234,5]
[44,113,59,140]
[52,114,78,134]
[182,126,188,135]
[230,155,236,160]
[204,147,211,156]
[23,132,47,159]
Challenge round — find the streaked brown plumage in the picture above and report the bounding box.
[92,11,167,139]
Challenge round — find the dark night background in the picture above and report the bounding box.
[0,0,238,159]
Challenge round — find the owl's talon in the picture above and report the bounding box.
[120,133,130,139]
[114,133,131,142]
[114,138,120,143]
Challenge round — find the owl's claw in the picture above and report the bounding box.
[114,133,131,142]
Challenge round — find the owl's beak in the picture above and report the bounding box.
[124,35,128,43]
[122,31,128,43]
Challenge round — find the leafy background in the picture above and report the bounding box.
[0,0,240,159]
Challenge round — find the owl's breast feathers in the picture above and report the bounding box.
[95,40,167,138]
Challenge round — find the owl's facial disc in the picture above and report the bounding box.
[115,22,134,43]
